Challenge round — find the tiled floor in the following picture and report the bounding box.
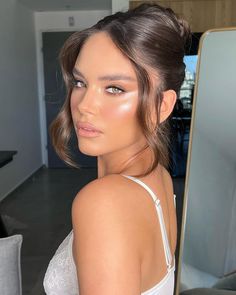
[0,167,185,295]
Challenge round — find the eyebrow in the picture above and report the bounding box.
[72,68,136,82]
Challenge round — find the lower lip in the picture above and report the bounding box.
[77,128,102,138]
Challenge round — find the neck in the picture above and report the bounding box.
[97,144,154,178]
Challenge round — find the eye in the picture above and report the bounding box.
[72,78,86,89]
[106,86,124,95]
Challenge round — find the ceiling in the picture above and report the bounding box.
[18,0,111,11]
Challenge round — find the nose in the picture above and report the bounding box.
[76,86,99,115]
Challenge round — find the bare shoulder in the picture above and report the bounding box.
[72,174,129,213]
[71,174,142,232]
[75,173,126,197]
[71,174,142,294]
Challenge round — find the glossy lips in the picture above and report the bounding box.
[76,122,102,138]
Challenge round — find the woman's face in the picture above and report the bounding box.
[70,32,147,158]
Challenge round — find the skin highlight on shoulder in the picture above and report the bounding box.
[72,174,127,204]
[71,174,138,235]
[71,174,143,294]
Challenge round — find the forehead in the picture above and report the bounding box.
[74,32,136,77]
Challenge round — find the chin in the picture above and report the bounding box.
[78,143,103,157]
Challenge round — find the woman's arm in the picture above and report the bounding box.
[71,174,142,295]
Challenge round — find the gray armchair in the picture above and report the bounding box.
[0,234,23,295]
[180,271,236,295]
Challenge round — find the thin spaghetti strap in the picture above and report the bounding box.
[121,174,174,270]
[122,174,158,203]
[155,204,173,270]
[173,194,176,208]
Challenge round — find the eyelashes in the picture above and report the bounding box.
[71,78,85,88]
[71,77,125,95]
[106,86,124,94]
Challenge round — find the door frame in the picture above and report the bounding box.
[36,29,76,167]
[34,10,110,166]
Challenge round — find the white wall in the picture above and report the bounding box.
[112,0,129,13]
[0,0,42,202]
[34,9,110,165]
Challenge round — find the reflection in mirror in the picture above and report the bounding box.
[176,28,236,295]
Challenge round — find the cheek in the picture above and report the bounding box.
[102,99,137,122]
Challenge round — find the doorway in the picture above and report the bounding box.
[42,31,97,168]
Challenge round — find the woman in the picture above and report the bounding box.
[43,3,190,295]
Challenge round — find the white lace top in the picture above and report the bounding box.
[43,175,176,295]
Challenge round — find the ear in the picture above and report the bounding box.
[159,90,177,124]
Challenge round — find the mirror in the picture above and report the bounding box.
[176,28,236,294]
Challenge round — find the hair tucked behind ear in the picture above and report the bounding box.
[50,3,191,176]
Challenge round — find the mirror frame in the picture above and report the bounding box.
[175,26,236,294]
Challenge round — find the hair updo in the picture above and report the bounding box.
[50,3,191,176]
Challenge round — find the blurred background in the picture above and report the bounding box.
[1,1,236,294]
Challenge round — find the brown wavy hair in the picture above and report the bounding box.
[50,3,191,177]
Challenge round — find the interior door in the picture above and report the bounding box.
[42,31,97,168]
